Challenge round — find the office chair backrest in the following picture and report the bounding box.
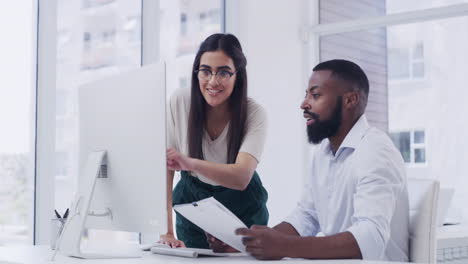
[408,178,440,263]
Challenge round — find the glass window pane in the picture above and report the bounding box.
[390,132,411,163]
[412,62,425,78]
[0,2,35,245]
[414,148,426,163]
[180,13,188,36]
[160,0,224,99]
[388,18,468,214]
[414,130,425,144]
[161,0,223,57]
[413,42,424,60]
[56,0,142,243]
[388,48,410,79]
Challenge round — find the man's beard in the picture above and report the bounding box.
[306,96,342,144]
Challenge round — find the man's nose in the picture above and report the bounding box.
[300,99,309,110]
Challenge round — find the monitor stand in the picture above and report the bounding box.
[56,150,141,259]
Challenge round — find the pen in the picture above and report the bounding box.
[54,209,61,219]
[54,209,65,225]
[63,208,69,219]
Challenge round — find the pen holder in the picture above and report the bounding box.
[50,218,65,250]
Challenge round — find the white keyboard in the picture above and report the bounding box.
[437,246,468,263]
[437,225,468,263]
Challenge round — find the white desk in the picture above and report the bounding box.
[0,246,409,264]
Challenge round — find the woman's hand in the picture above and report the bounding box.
[159,233,186,248]
[166,148,196,171]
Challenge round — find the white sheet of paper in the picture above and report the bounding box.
[173,197,247,252]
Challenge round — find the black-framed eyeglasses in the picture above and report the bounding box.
[195,69,237,83]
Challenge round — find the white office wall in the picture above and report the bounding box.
[226,0,309,225]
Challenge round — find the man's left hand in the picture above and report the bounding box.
[236,225,291,260]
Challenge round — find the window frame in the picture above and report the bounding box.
[390,129,428,167]
[308,1,468,72]
[35,0,57,245]
[388,41,426,82]
[411,129,427,166]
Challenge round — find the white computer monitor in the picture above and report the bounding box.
[437,187,455,226]
[58,63,167,259]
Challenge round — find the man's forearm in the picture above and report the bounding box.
[286,231,362,259]
[273,222,300,236]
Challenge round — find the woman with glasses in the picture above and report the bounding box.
[159,33,269,249]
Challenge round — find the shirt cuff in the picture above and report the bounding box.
[284,211,318,237]
[347,221,386,260]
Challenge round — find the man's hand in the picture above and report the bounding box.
[166,148,196,171]
[205,233,238,253]
[236,225,292,260]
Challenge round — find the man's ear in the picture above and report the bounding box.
[344,91,359,110]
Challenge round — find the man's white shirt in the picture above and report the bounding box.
[285,115,409,262]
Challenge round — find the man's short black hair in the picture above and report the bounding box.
[313,59,369,99]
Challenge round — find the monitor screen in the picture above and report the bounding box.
[78,63,167,234]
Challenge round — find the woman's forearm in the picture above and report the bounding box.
[191,158,254,191]
[166,169,175,234]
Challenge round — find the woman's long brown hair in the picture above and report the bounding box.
[188,33,248,164]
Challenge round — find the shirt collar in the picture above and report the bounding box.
[321,114,370,156]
